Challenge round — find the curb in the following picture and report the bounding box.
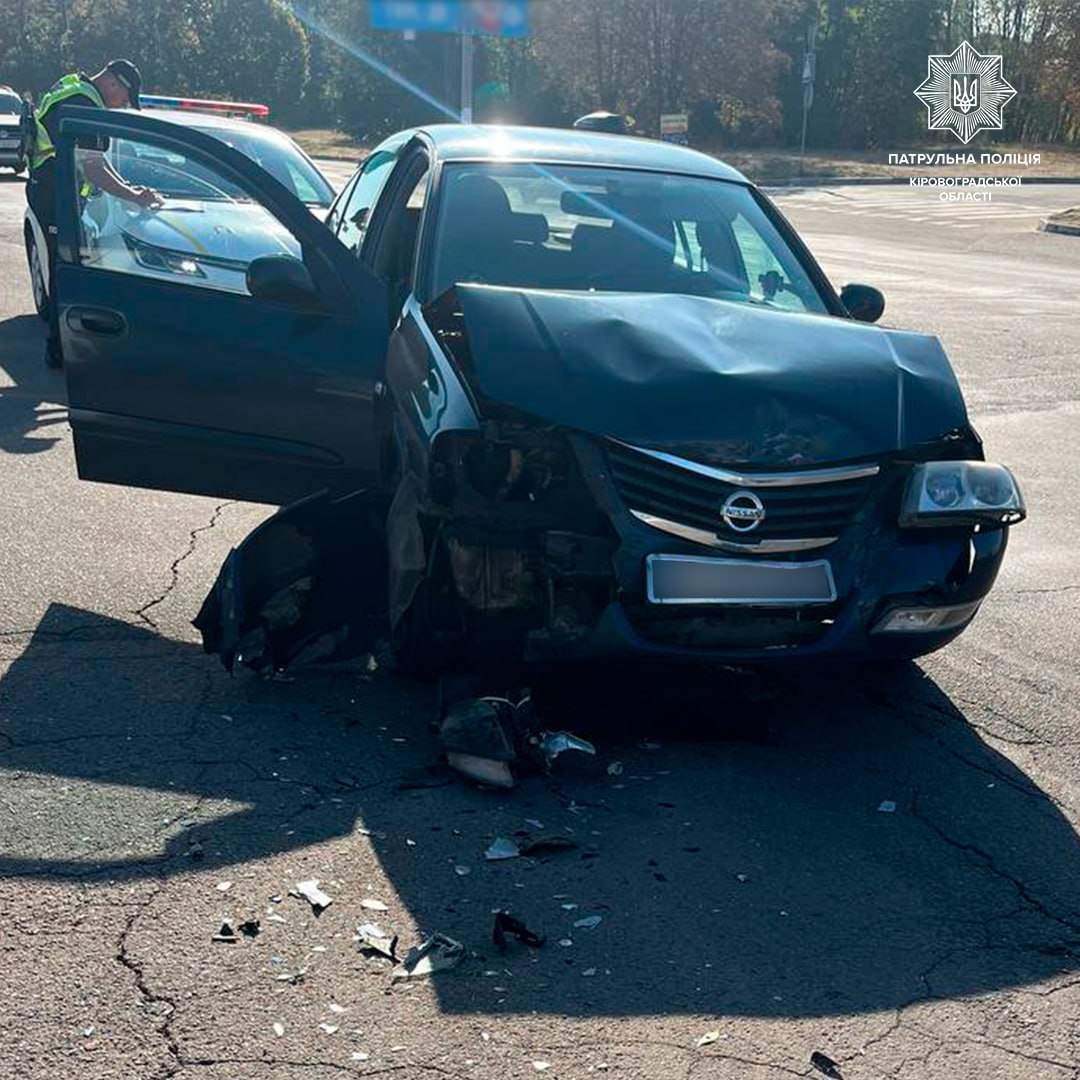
[1038,218,1080,236]
[761,174,1080,189]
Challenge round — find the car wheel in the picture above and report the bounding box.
[25,228,49,322]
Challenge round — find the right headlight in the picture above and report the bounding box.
[900,461,1026,528]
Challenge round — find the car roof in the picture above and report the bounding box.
[411,124,748,183]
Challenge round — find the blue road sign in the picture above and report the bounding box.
[370,0,528,36]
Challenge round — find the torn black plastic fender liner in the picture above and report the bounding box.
[193,490,389,674]
[450,285,969,462]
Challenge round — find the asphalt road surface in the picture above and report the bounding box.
[1,165,1078,1080]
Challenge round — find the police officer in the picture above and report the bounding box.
[27,60,160,368]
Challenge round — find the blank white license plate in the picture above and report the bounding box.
[0,139,21,148]
[646,555,837,605]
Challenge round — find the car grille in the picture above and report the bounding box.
[606,441,878,550]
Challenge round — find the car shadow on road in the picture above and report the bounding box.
[0,313,67,453]
[0,603,1076,1019]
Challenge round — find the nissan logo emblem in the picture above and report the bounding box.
[720,490,766,532]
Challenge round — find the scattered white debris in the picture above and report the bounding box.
[558,938,573,947]
[560,903,578,911]
[696,1030,721,1048]
[532,1062,551,1072]
[351,1051,370,1062]
[293,879,333,913]
[360,897,389,912]
[878,800,897,813]
[525,819,545,830]
[215,881,232,893]
[82,1026,94,1038]
[735,873,750,883]
[272,1022,285,1037]
[573,915,602,930]
[329,1003,346,1014]
[606,761,624,776]
[267,913,287,924]
[485,837,521,861]
[454,865,472,877]
[318,1023,339,1035]
[582,967,597,976]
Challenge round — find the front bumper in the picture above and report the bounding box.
[518,438,1009,664]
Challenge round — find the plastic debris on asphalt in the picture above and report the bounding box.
[439,693,597,788]
[877,800,897,813]
[440,698,518,789]
[606,761,624,776]
[211,921,238,943]
[573,915,603,930]
[454,865,472,876]
[493,912,546,954]
[695,1030,721,1048]
[292,879,333,914]
[215,881,232,892]
[272,1022,285,1037]
[360,897,389,912]
[391,932,466,981]
[238,919,260,938]
[485,837,521,861]
[538,730,597,766]
[356,922,399,962]
[318,1023,339,1034]
[810,1051,844,1078]
[532,1063,551,1072]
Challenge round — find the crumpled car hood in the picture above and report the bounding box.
[451,286,969,465]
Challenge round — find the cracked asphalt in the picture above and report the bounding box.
[0,168,1078,1080]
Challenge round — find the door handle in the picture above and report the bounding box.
[66,307,127,336]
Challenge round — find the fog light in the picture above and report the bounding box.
[871,600,981,634]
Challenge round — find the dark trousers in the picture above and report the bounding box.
[26,169,62,360]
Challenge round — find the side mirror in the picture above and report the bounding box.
[840,283,885,324]
[246,254,317,306]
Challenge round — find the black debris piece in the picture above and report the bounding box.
[519,836,580,857]
[810,1051,844,1078]
[238,919,261,938]
[493,912,546,954]
[212,921,238,944]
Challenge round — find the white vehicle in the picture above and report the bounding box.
[24,103,334,323]
[0,84,28,173]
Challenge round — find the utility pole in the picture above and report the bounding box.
[799,16,818,172]
[460,6,474,123]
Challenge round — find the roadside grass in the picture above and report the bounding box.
[287,126,1080,183]
[290,127,368,160]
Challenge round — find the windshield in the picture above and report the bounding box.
[112,127,334,207]
[431,164,828,314]
[0,91,22,114]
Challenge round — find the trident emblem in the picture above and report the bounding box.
[952,75,979,113]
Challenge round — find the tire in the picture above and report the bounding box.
[25,227,49,323]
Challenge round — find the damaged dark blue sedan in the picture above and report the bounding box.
[51,112,1025,676]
